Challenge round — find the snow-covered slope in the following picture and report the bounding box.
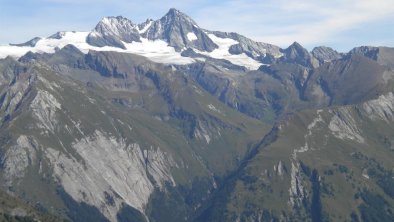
[194,34,263,70]
[0,31,264,68]
[0,31,195,65]
[0,9,277,70]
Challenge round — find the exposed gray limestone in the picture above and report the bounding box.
[2,136,37,186]
[292,110,324,159]
[311,46,342,64]
[288,162,306,207]
[30,90,61,132]
[274,160,285,177]
[289,110,324,207]
[207,104,222,114]
[362,92,394,122]
[193,120,216,144]
[45,130,176,221]
[0,72,35,119]
[37,75,61,91]
[329,109,364,143]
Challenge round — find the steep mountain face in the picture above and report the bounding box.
[182,61,309,122]
[197,93,394,222]
[142,8,218,52]
[350,46,394,69]
[278,42,319,68]
[182,45,394,122]
[303,54,394,107]
[87,16,141,49]
[87,8,218,52]
[311,46,343,65]
[1,7,394,222]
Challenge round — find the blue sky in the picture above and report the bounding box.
[1,0,394,52]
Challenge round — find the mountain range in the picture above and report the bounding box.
[0,8,393,222]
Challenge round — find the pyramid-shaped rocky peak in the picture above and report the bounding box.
[285,42,309,56]
[142,8,218,52]
[280,42,319,68]
[162,8,198,26]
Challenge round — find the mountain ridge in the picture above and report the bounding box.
[0,7,394,222]
[0,8,365,71]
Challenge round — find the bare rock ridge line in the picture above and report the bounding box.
[0,8,361,71]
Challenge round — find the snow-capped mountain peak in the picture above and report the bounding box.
[141,8,217,52]
[162,8,199,27]
[86,16,140,49]
[0,8,291,70]
[96,16,137,35]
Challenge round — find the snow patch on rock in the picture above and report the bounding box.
[138,20,153,34]
[195,33,262,70]
[0,30,266,69]
[187,32,198,41]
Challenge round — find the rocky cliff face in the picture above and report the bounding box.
[142,8,218,52]
[311,46,343,64]
[87,16,141,49]
[45,132,176,221]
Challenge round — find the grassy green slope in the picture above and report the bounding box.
[0,189,62,222]
[0,54,271,221]
[197,93,394,222]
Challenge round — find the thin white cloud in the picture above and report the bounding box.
[2,0,394,50]
[194,0,394,49]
